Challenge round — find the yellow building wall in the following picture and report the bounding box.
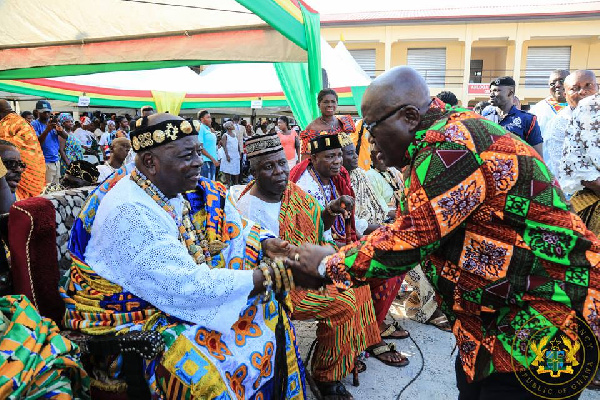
[390,41,464,93]
[322,18,600,105]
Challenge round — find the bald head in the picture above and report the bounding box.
[361,66,433,169]
[111,137,130,148]
[0,100,13,120]
[564,70,598,108]
[362,66,431,121]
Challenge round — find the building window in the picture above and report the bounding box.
[525,46,571,87]
[470,60,483,83]
[407,48,446,86]
[349,49,376,78]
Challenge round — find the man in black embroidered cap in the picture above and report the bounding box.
[60,113,311,398]
[484,76,544,157]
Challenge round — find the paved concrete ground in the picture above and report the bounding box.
[294,299,599,400]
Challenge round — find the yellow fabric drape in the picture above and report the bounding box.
[150,91,186,115]
[351,119,372,171]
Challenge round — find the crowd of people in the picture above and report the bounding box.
[0,64,597,400]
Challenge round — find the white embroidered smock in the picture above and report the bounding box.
[558,94,600,196]
[83,176,255,331]
[544,106,573,179]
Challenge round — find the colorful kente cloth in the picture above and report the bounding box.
[60,134,84,175]
[61,165,306,399]
[290,159,357,245]
[288,162,397,326]
[0,112,46,199]
[237,182,379,382]
[300,116,354,156]
[0,295,89,399]
[325,98,600,382]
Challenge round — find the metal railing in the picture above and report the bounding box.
[359,67,600,88]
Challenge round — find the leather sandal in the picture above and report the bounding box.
[367,342,410,367]
[381,321,410,339]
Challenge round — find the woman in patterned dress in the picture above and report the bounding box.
[57,113,84,176]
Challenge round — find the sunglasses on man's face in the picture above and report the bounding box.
[363,104,412,137]
[364,99,433,137]
[3,160,26,171]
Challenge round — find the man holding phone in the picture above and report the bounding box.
[32,100,68,185]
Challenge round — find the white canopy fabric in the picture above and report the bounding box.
[50,40,370,94]
[0,0,309,72]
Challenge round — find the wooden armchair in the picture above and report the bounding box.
[7,188,164,399]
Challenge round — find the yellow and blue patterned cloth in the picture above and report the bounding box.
[60,165,307,399]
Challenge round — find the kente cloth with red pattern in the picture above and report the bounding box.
[300,115,355,155]
[289,158,357,243]
[238,180,379,381]
[0,113,46,199]
[324,97,600,383]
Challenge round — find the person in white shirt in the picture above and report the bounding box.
[96,137,131,181]
[546,70,598,179]
[72,117,95,149]
[530,69,570,160]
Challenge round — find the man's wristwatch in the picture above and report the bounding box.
[317,258,327,278]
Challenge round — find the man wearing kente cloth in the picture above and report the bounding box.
[288,67,600,399]
[237,133,380,400]
[61,113,308,399]
[290,133,409,369]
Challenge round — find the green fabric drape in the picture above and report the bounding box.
[350,86,368,117]
[274,63,312,128]
[235,0,307,50]
[274,3,322,129]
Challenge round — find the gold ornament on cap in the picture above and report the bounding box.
[153,129,166,143]
[180,120,193,134]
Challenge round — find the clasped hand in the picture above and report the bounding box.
[285,244,335,289]
[261,239,334,290]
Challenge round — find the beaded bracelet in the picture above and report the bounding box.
[272,262,283,293]
[286,268,296,291]
[259,263,273,303]
[276,260,291,293]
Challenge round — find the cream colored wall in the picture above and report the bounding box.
[390,41,463,93]
[470,47,509,82]
[322,18,600,105]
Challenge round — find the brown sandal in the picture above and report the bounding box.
[381,321,410,339]
[367,342,410,367]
